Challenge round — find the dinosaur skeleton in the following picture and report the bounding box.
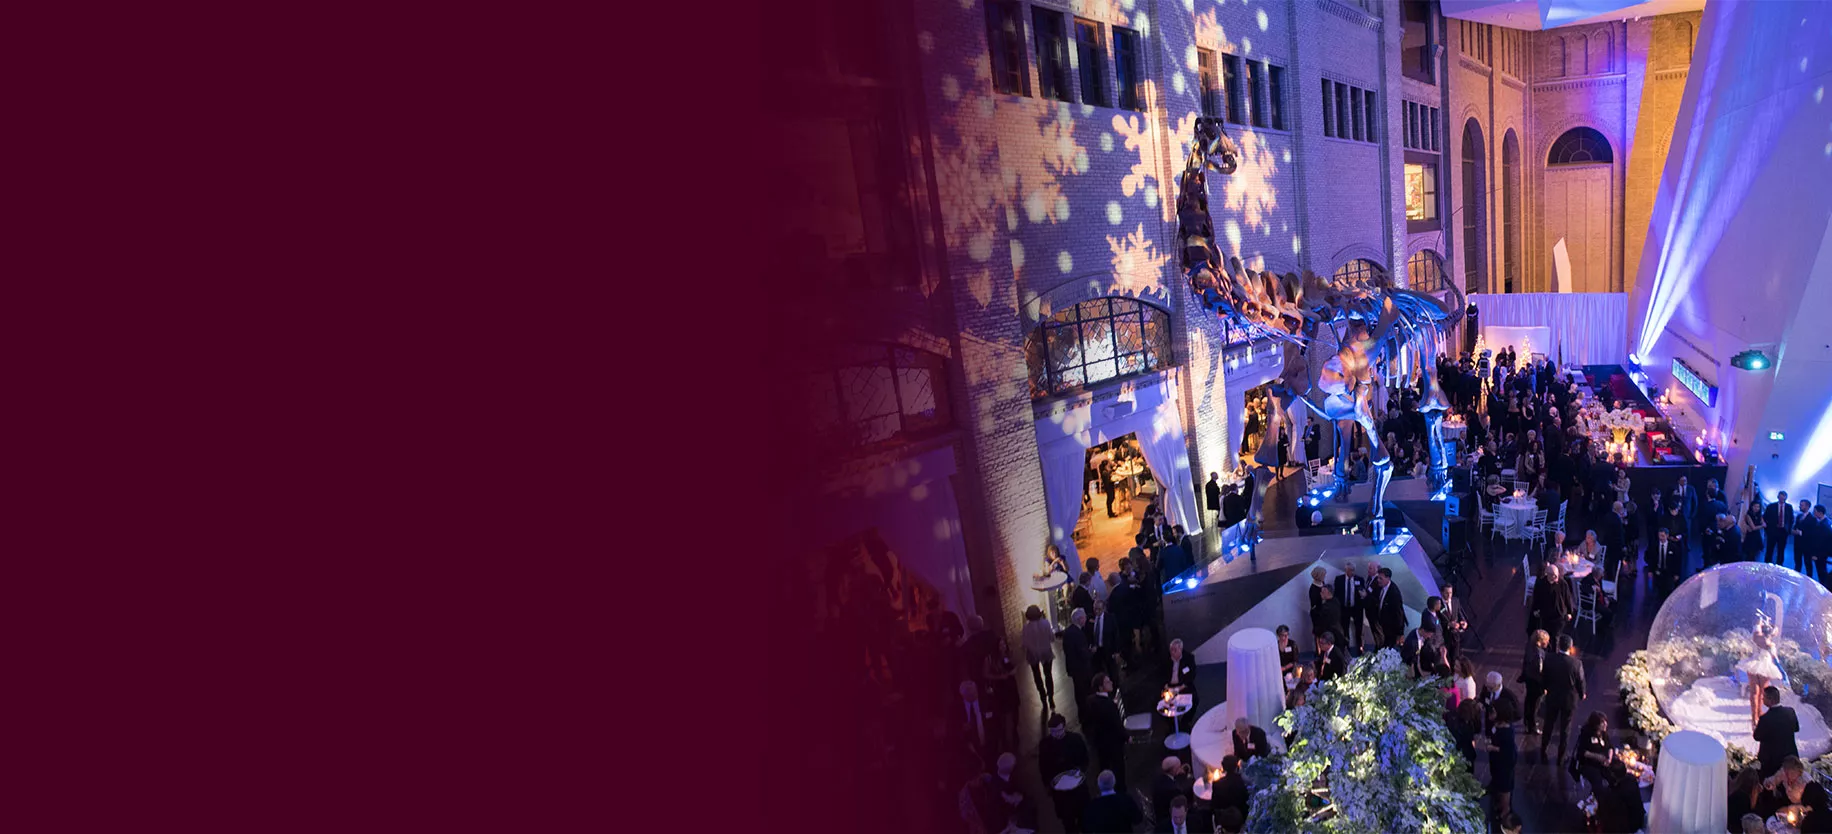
[1176,118,1464,528]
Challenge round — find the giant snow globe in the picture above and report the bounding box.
[1643,563,1832,759]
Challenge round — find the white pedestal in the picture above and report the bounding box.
[1648,730,1727,834]
[1223,627,1284,739]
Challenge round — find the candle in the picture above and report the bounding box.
[1210,768,1221,783]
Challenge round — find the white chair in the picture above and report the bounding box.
[1513,481,1529,495]
[1124,712,1154,747]
[1575,581,1601,634]
[1550,500,1568,536]
[1478,496,1498,540]
[1522,555,1538,605]
[1599,555,1624,598]
[1525,509,1550,548]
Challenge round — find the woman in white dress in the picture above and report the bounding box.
[1738,623,1786,728]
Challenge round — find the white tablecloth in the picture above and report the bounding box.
[1648,730,1728,834]
[1497,499,1537,539]
[1223,628,1284,740]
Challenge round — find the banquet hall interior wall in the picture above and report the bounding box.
[1626,0,1832,505]
[776,0,1730,646]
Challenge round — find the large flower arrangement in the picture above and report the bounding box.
[1245,649,1484,834]
[1617,629,1832,781]
[1600,408,1641,441]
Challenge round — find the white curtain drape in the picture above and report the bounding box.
[1135,426,1199,533]
[1469,292,1626,367]
[1040,442,1089,581]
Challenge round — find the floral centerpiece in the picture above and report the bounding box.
[1600,408,1641,443]
[1246,648,1484,833]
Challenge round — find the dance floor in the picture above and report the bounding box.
[1011,469,1680,833]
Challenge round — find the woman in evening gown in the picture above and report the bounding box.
[1739,623,1786,728]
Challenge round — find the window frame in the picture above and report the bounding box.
[1196,48,1219,119]
[1073,18,1108,107]
[1266,64,1285,130]
[1028,298,1175,399]
[1223,54,1246,124]
[1033,7,1072,103]
[816,345,955,453]
[984,1,1030,96]
[1113,26,1143,111]
[1407,249,1448,294]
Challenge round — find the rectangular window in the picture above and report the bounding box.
[1427,107,1438,151]
[984,2,1029,95]
[1336,85,1349,141]
[1321,80,1335,137]
[1114,27,1142,110]
[1224,55,1245,123]
[1350,88,1364,140]
[1405,161,1438,221]
[1074,19,1107,106]
[1266,64,1285,130]
[1365,92,1378,144]
[1197,48,1219,118]
[1034,8,1071,102]
[1244,60,1264,127]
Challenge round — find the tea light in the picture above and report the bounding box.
[1210,768,1222,783]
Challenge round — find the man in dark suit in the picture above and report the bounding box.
[1517,629,1550,735]
[1754,686,1800,778]
[1062,609,1096,709]
[1087,599,1121,684]
[1539,634,1586,762]
[1332,561,1368,654]
[1532,562,1574,646]
[1222,485,1248,528]
[1647,529,1680,594]
[1600,501,1627,577]
[1069,573,1096,619]
[1401,621,1441,678]
[1315,631,1348,683]
[1082,769,1141,833]
[1158,533,1190,587]
[954,680,1004,768]
[1230,717,1271,762]
[1479,671,1522,736]
[1439,584,1469,663]
[1766,492,1796,566]
[1209,755,1249,822]
[1082,673,1128,792]
[1711,513,1742,568]
[1793,498,1818,577]
[1206,472,1224,530]
[1038,713,1089,780]
[1155,795,1193,834]
[1365,569,1405,649]
[1310,584,1344,650]
[1804,506,1832,584]
[1674,475,1699,552]
[1164,638,1198,712]
[1150,756,1193,826]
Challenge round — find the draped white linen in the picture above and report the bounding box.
[1468,292,1627,367]
[1647,730,1728,834]
[1134,420,1199,534]
[1222,628,1284,737]
[1038,440,1089,582]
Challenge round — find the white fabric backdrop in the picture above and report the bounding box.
[1647,730,1728,834]
[1470,292,1627,366]
[1039,442,1090,581]
[1480,325,1552,361]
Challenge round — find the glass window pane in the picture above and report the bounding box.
[1110,297,1137,313]
[1059,365,1085,390]
[1081,320,1116,363]
[1114,316,1143,354]
[838,364,897,423]
[1086,358,1119,384]
[1118,352,1146,375]
[896,366,936,418]
[1080,298,1110,319]
[1047,324,1080,372]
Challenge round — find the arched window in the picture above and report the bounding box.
[1502,129,1521,293]
[1407,249,1447,293]
[1331,258,1386,286]
[1548,127,1612,165]
[1461,120,1486,293]
[1026,297,1174,398]
[807,345,953,450]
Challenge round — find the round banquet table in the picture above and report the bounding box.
[1647,730,1727,834]
[1222,628,1284,740]
[1159,696,1193,750]
[1496,497,1537,540]
[1557,555,1596,581]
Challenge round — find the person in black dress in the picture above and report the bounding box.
[1276,425,1291,478]
[1728,767,1764,834]
[1573,712,1612,788]
[1275,625,1298,678]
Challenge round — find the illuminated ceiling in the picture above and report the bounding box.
[1440,0,1706,30]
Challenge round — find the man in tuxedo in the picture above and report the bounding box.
[1766,492,1796,566]
[1062,609,1096,709]
[1401,621,1441,678]
[1600,501,1628,577]
[1158,532,1190,587]
[1804,505,1832,585]
[1206,472,1224,529]
[1540,634,1586,762]
[1439,584,1468,663]
[1038,713,1089,781]
[1087,600,1120,683]
[1221,484,1248,528]
[1069,573,1096,619]
[1517,629,1550,735]
[1674,475,1699,551]
[1710,513,1742,568]
[1082,673,1128,792]
[1310,584,1344,650]
[1333,562,1368,654]
[1754,686,1800,777]
[1150,756,1193,826]
[1163,638,1198,713]
[1230,717,1271,762]
[1647,528,1680,594]
[1082,770,1141,833]
[1793,498,1818,577]
[1365,569,1406,649]
[1314,631,1349,683]
[1532,563,1574,646]
[1098,456,1119,517]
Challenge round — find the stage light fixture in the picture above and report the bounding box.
[1185,578,1198,589]
[1731,349,1771,371]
